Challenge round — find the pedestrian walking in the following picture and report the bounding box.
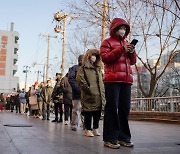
[68,54,84,131]
[76,49,105,137]
[100,18,136,149]
[51,73,64,123]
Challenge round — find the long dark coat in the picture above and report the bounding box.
[76,49,106,112]
[60,76,72,105]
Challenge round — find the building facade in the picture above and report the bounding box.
[0,23,19,94]
[132,51,180,98]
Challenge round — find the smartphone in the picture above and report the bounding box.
[130,39,138,46]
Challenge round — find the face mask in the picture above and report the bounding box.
[78,62,82,66]
[90,56,96,63]
[47,83,51,87]
[116,29,126,36]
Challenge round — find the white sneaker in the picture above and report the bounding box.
[93,129,101,136]
[64,121,68,125]
[84,130,94,137]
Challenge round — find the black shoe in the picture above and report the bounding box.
[118,141,134,147]
[51,119,57,122]
[57,119,63,123]
[47,118,50,120]
[42,118,46,120]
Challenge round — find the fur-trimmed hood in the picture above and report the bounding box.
[82,49,103,68]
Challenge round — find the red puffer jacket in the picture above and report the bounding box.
[100,18,136,84]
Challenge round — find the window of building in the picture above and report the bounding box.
[13,70,17,76]
[13,59,17,65]
[14,48,18,54]
[15,36,19,43]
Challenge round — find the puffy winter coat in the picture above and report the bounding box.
[100,18,136,84]
[76,49,106,112]
[68,65,81,100]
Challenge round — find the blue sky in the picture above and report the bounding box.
[0,0,75,86]
[1,0,179,89]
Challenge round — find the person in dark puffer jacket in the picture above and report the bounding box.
[68,54,84,131]
[100,18,136,149]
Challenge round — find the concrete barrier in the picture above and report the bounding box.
[129,111,180,124]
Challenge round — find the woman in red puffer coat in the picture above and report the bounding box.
[100,18,136,149]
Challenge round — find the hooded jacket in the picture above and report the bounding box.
[100,18,136,84]
[76,49,106,112]
[60,76,72,105]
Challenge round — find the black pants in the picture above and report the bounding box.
[54,103,63,121]
[32,109,38,116]
[15,103,21,113]
[10,104,14,112]
[64,104,72,121]
[84,110,101,130]
[103,83,131,142]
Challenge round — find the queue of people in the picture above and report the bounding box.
[0,18,136,150]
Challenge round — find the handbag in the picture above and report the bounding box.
[29,95,37,105]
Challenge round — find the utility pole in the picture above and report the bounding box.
[40,34,57,82]
[61,17,66,77]
[54,12,77,76]
[96,0,115,42]
[101,0,107,43]
[35,70,41,82]
[23,66,30,91]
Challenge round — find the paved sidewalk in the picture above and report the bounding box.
[0,111,180,154]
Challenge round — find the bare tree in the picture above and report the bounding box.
[134,0,179,97]
[141,0,180,19]
[64,0,179,97]
[161,65,180,95]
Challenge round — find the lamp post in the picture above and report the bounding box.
[53,12,77,76]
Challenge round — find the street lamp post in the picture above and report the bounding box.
[53,12,77,76]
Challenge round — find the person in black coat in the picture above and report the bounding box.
[51,73,64,122]
[68,54,84,131]
[60,73,72,125]
[5,95,11,111]
[14,92,21,114]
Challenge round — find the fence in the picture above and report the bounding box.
[131,96,180,112]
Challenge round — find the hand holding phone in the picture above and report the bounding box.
[130,39,138,46]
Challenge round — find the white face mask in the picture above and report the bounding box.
[90,56,96,63]
[116,29,126,36]
[47,83,51,87]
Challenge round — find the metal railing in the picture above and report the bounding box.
[131,96,180,112]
